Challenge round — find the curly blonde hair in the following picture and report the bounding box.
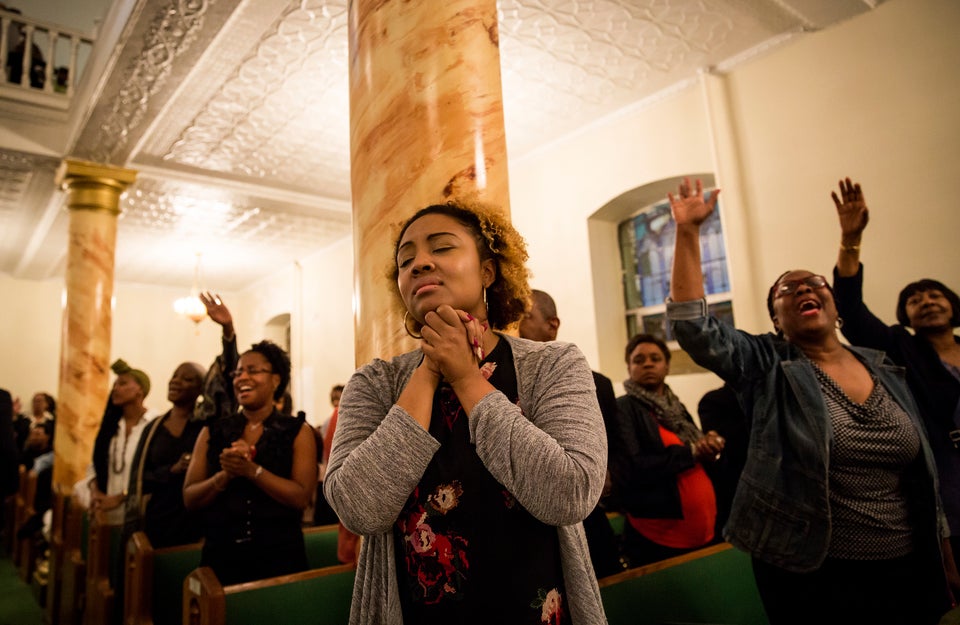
[387,199,532,331]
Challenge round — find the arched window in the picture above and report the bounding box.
[619,187,734,343]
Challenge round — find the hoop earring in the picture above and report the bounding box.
[403,311,423,339]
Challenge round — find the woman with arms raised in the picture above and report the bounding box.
[665,179,949,624]
[183,337,317,585]
[832,177,960,593]
[324,200,607,625]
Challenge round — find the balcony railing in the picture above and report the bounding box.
[0,8,94,100]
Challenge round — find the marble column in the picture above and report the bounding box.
[52,160,137,492]
[349,0,511,367]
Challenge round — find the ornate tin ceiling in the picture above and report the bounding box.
[0,0,884,291]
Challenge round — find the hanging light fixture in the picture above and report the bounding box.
[174,252,207,326]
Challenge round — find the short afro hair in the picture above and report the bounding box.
[896,279,960,327]
[245,340,291,401]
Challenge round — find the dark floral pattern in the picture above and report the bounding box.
[398,485,470,604]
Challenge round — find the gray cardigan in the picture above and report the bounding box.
[324,334,608,624]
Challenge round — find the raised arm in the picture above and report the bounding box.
[832,177,869,277]
[668,178,720,302]
[829,178,896,350]
[200,291,240,415]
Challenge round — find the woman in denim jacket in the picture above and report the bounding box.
[664,178,949,624]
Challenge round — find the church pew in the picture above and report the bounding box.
[598,542,769,625]
[124,532,203,625]
[44,486,70,625]
[14,466,38,580]
[304,522,341,568]
[2,491,15,556]
[58,498,90,625]
[183,563,355,625]
[124,523,341,625]
[81,512,123,625]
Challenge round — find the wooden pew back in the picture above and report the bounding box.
[58,498,89,625]
[12,465,37,571]
[44,486,70,625]
[599,542,769,625]
[81,513,123,625]
[125,532,203,625]
[124,523,341,625]
[183,563,355,625]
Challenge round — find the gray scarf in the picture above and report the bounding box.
[623,379,702,446]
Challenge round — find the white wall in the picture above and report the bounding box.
[724,0,960,324]
[1,272,239,413]
[507,0,960,412]
[234,236,357,429]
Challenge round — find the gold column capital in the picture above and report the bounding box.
[56,159,138,215]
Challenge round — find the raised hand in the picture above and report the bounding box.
[831,177,869,240]
[668,178,720,228]
[200,291,233,329]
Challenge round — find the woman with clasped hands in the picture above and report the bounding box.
[324,200,607,625]
[665,178,949,624]
[183,310,317,586]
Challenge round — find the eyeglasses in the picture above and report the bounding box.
[774,275,828,298]
[231,367,274,378]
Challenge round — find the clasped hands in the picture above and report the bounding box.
[219,439,259,481]
[418,304,488,385]
[692,430,726,463]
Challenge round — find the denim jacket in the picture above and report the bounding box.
[668,298,945,573]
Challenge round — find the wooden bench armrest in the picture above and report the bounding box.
[184,567,225,625]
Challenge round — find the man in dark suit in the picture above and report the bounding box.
[519,289,625,577]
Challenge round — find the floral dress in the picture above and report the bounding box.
[394,339,571,625]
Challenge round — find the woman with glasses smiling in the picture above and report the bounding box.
[665,178,949,624]
[183,294,317,585]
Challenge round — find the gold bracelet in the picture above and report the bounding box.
[840,244,860,252]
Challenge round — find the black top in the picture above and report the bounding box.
[0,389,18,497]
[131,413,205,548]
[394,339,570,625]
[200,410,308,585]
[697,383,748,535]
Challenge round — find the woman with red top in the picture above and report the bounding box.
[611,333,725,567]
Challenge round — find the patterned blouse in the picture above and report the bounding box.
[811,361,920,560]
[393,339,571,625]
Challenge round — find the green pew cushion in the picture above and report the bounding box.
[223,568,355,625]
[600,545,768,625]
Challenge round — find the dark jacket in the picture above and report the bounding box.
[611,393,696,519]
